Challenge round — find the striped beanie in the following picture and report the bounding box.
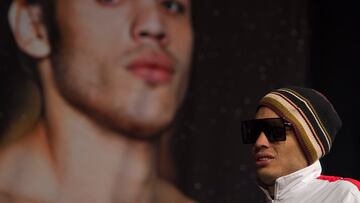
[258,86,342,165]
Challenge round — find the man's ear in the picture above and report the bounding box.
[8,0,51,58]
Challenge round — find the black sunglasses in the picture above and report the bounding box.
[241,118,293,144]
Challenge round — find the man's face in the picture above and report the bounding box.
[50,0,193,137]
[253,107,307,185]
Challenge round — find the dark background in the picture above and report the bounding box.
[173,0,359,202]
[1,0,358,202]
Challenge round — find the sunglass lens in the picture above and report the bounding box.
[241,120,261,144]
[241,118,287,144]
[263,118,286,142]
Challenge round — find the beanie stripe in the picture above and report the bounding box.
[255,86,342,165]
[260,94,321,163]
[269,92,324,155]
[278,88,332,151]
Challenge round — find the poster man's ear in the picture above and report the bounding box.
[8,0,51,58]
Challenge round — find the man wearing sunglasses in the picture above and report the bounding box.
[241,86,360,202]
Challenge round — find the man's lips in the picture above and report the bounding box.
[127,53,175,85]
[254,153,275,168]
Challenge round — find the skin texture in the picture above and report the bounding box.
[0,0,195,202]
[53,0,193,137]
[253,107,308,195]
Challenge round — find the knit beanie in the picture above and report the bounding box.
[258,86,342,165]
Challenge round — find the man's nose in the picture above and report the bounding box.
[131,4,168,46]
[254,132,270,148]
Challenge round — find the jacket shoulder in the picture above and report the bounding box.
[317,175,360,191]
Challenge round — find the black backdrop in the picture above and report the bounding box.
[173,0,360,202]
[310,0,360,182]
[1,0,359,202]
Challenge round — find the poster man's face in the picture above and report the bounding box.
[51,0,193,137]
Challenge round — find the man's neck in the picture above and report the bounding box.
[42,109,157,203]
[257,178,275,198]
[41,58,158,203]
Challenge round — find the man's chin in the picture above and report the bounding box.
[67,93,176,140]
[104,114,174,141]
[124,123,171,140]
[256,170,277,186]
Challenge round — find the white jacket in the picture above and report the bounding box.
[259,161,360,203]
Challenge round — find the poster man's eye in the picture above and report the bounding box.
[161,0,186,15]
[96,0,121,6]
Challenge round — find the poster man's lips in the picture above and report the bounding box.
[127,53,175,85]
